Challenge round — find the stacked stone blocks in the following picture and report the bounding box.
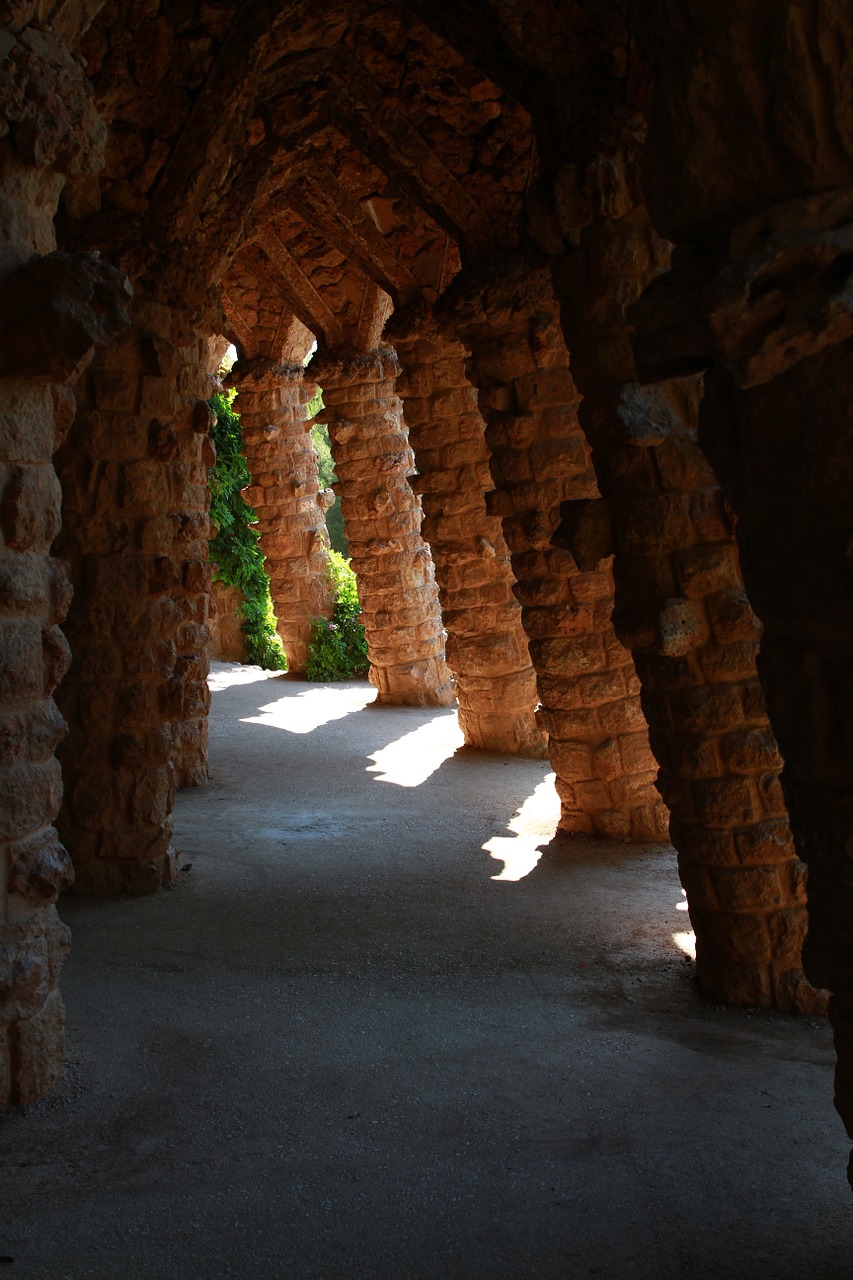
[393,325,545,755]
[313,349,454,707]
[557,214,821,1012]
[233,360,335,674]
[447,270,667,841]
[55,300,214,893]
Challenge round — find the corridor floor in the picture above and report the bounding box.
[2,663,851,1279]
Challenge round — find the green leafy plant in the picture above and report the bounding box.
[310,420,349,556]
[309,393,349,557]
[208,390,287,670]
[306,549,369,681]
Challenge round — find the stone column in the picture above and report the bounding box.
[311,348,454,707]
[553,212,818,1012]
[231,357,334,674]
[54,295,214,892]
[0,21,130,1104]
[445,268,666,839]
[391,316,545,755]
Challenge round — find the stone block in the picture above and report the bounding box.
[529,633,607,675]
[42,624,71,695]
[0,253,131,384]
[719,727,781,775]
[1,464,62,552]
[668,684,744,734]
[656,597,707,657]
[0,618,43,705]
[699,640,762,685]
[669,819,738,866]
[675,545,740,596]
[692,776,758,827]
[597,696,648,734]
[547,738,593,779]
[714,866,791,912]
[706,589,762,643]
[0,551,50,616]
[0,757,63,841]
[734,818,796,866]
[9,828,74,902]
[130,766,173,826]
[617,494,693,555]
[0,919,49,1023]
[10,989,66,1107]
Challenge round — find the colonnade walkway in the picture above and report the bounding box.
[2,663,850,1277]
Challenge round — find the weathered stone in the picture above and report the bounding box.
[1,0,851,1187]
[0,253,132,384]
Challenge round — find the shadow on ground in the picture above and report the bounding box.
[1,664,849,1279]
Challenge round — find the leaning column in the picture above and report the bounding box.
[311,348,453,706]
[445,266,667,840]
[230,356,335,674]
[391,309,544,754]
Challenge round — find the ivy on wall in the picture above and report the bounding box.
[207,391,287,670]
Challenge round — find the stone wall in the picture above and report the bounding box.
[3,0,852,1191]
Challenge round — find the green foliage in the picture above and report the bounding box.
[311,418,335,488]
[306,550,369,681]
[310,418,349,557]
[208,391,287,670]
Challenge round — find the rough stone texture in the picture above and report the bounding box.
[444,262,666,840]
[700,341,853,1177]
[2,0,852,1192]
[54,295,213,890]
[553,205,822,1014]
[392,314,545,755]
[228,356,334,675]
[0,12,118,1107]
[628,2,853,1172]
[312,348,454,707]
[209,580,249,664]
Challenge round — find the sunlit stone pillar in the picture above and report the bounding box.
[446,266,666,839]
[554,206,817,1012]
[391,312,545,754]
[311,348,453,706]
[231,356,334,673]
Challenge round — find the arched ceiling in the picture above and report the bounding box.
[62,1,635,347]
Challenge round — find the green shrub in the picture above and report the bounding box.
[306,550,369,681]
[208,390,287,670]
[310,418,349,557]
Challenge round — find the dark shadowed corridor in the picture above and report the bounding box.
[1,665,849,1279]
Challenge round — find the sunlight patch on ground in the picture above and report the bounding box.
[366,713,464,787]
[672,930,697,959]
[209,664,284,693]
[242,684,376,734]
[484,772,559,881]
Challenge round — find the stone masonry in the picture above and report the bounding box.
[54,295,214,891]
[3,0,853,1193]
[230,357,335,675]
[392,313,545,756]
[445,264,667,841]
[312,348,454,707]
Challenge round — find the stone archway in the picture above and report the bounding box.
[2,0,853,1191]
